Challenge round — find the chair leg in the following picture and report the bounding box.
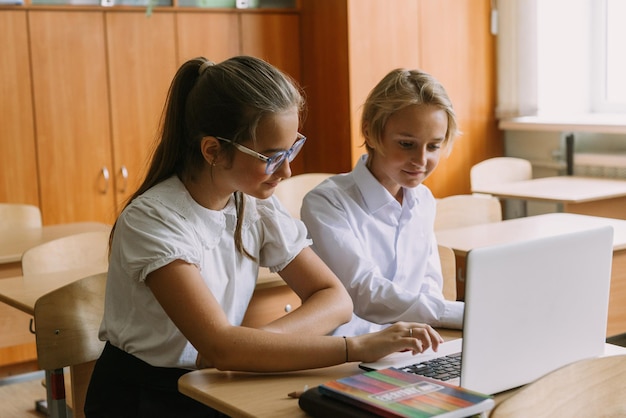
[45,368,68,418]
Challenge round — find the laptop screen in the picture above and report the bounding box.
[361,225,614,395]
[460,224,613,394]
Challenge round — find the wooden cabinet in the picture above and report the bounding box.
[416,0,503,197]
[299,0,420,175]
[299,0,501,197]
[29,11,115,225]
[0,7,302,225]
[0,11,39,206]
[28,11,177,225]
[176,12,240,64]
[0,11,39,362]
[105,12,179,212]
[240,12,300,81]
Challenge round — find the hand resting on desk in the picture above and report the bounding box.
[195,322,444,369]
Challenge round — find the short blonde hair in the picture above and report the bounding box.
[361,68,458,156]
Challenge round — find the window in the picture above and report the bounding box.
[594,0,626,112]
[496,0,626,118]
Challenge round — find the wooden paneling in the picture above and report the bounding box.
[418,0,503,197]
[29,11,115,224]
[300,0,501,198]
[240,12,304,174]
[0,306,35,360]
[0,11,39,206]
[346,0,420,166]
[240,13,301,81]
[0,341,37,368]
[299,0,352,174]
[106,11,178,214]
[176,12,240,64]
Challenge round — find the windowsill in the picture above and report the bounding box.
[499,114,626,134]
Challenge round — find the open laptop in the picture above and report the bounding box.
[360,225,614,395]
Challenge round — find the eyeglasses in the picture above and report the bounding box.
[217,133,306,174]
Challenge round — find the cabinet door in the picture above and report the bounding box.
[418,0,501,197]
[176,12,240,65]
[29,11,115,224]
[0,11,39,206]
[106,11,178,213]
[240,13,300,82]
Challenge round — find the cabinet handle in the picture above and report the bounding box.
[119,165,128,193]
[101,166,110,194]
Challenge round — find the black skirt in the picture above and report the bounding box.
[84,341,228,418]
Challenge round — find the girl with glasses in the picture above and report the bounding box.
[301,68,465,338]
[85,56,442,417]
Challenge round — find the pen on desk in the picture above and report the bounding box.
[288,384,308,398]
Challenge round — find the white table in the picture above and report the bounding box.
[472,176,626,219]
[435,213,626,337]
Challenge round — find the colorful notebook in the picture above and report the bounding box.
[315,367,494,418]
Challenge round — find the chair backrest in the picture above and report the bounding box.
[273,173,334,219]
[490,354,626,417]
[437,244,456,301]
[0,203,42,228]
[470,157,532,192]
[434,194,502,231]
[34,272,107,370]
[21,231,110,276]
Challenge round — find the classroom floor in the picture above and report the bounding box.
[0,370,46,417]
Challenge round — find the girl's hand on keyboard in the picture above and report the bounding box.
[347,322,444,363]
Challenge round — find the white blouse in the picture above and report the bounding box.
[301,155,464,336]
[99,176,310,369]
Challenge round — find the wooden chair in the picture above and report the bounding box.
[437,244,456,301]
[21,231,110,276]
[0,203,42,228]
[434,194,502,231]
[34,272,107,418]
[22,232,109,418]
[490,355,626,417]
[470,157,532,219]
[273,173,334,219]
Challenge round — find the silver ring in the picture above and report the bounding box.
[409,328,413,338]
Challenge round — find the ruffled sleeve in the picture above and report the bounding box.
[113,196,210,283]
[253,195,311,272]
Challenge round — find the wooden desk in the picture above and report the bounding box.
[179,330,460,418]
[0,222,111,368]
[0,267,107,316]
[178,333,626,418]
[472,176,626,219]
[435,213,626,337]
[0,222,111,278]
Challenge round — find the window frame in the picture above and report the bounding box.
[591,0,626,113]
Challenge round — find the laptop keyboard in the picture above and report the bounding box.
[397,352,462,382]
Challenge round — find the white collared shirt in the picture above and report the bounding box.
[100,176,310,369]
[301,155,464,336]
